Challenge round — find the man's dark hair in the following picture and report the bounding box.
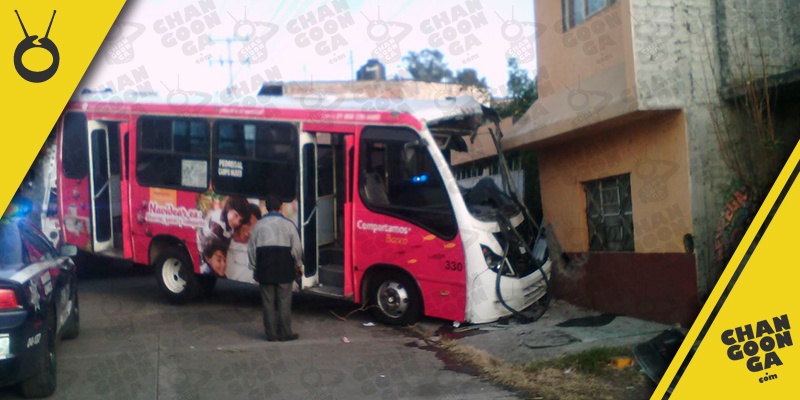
[249,203,262,220]
[265,195,282,212]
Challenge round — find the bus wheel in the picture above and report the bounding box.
[155,248,199,303]
[370,274,422,326]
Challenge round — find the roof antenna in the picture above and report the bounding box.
[15,10,29,38]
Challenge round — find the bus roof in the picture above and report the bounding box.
[74,92,483,126]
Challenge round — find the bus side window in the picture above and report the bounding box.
[62,113,89,179]
[212,120,298,201]
[136,117,210,191]
[358,127,457,240]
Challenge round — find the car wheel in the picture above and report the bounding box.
[370,273,422,326]
[155,247,200,303]
[61,291,79,340]
[20,311,57,398]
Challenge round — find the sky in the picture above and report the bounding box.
[81,0,537,97]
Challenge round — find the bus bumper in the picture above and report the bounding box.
[467,259,552,324]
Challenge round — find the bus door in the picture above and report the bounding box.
[300,130,352,298]
[299,131,319,289]
[87,121,114,252]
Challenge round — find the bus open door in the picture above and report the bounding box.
[299,128,353,300]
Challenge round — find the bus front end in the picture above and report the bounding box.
[421,98,552,324]
[457,179,552,324]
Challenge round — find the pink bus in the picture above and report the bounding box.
[44,93,551,325]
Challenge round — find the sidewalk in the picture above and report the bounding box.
[419,300,671,365]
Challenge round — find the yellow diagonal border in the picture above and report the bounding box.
[653,140,800,398]
[0,1,127,215]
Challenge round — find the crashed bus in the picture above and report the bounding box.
[42,92,551,325]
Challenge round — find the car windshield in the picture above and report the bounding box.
[0,220,23,269]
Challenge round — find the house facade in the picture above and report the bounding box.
[505,0,800,326]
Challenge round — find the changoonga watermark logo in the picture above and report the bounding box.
[495,6,543,65]
[721,314,793,381]
[102,21,146,65]
[14,10,59,83]
[153,0,221,60]
[361,7,412,64]
[419,0,488,63]
[286,0,355,62]
[228,6,279,64]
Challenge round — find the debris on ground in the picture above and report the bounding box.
[342,337,350,343]
[610,357,634,369]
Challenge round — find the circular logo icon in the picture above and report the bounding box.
[14,10,60,83]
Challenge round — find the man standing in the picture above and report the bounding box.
[248,195,302,342]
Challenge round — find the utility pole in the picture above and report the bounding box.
[207,35,251,94]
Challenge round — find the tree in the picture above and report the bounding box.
[454,68,487,89]
[402,49,453,83]
[503,58,538,122]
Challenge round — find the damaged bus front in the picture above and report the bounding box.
[426,101,552,324]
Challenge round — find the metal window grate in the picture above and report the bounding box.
[563,0,617,31]
[583,174,634,251]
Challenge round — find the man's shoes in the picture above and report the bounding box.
[278,333,299,342]
[263,334,278,342]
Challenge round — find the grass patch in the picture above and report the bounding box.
[523,347,633,375]
[437,340,650,400]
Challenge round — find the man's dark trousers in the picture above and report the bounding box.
[253,246,297,340]
[259,283,292,340]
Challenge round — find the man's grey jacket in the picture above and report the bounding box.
[248,213,303,284]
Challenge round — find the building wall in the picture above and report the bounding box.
[629,0,800,300]
[539,109,698,325]
[717,0,800,86]
[539,110,693,253]
[505,0,639,148]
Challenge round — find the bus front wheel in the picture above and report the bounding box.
[155,248,200,303]
[370,274,422,326]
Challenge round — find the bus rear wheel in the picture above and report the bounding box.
[155,248,199,303]
[370,274,422,326]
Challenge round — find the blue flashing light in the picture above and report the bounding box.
[412,174,428,183]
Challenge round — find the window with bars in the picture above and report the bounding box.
[583,174,634,251]
[212,120,298,201]
[563,0,617,31]
[136,116,210,191]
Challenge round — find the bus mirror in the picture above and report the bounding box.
[402,140,426,175]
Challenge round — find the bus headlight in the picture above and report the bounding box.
[481,245,504,270]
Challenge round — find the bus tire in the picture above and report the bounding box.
[155,248,199,303]
[20,310,57,398]
[370,273,422,326]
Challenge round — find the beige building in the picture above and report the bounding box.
[504,0,800,326]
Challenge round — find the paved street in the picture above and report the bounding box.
[1,261,517,400]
